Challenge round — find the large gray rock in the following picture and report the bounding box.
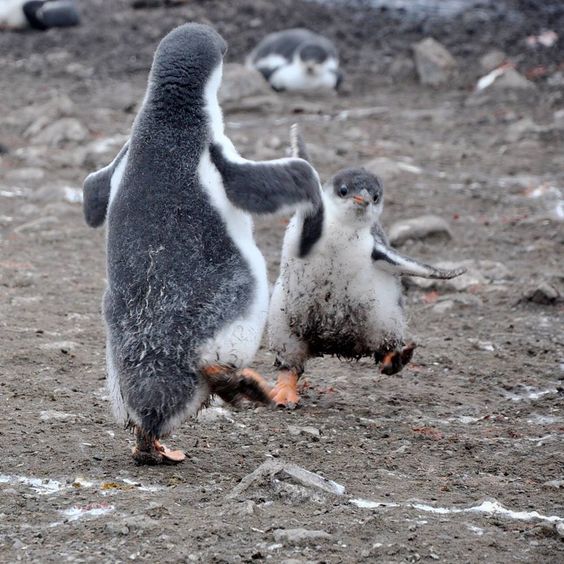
[413,38,457,86]
[388,215,452,247]
[219,63,280,113]
[227,459,345,500]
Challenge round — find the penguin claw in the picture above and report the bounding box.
[270,370,300,408]
[380,343,416,375]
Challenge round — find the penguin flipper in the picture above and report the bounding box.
[209,142,322,215]
[371,239,467,279]
[83,141,129,228]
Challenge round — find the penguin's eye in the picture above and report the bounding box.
[373,194,380,203]
[339,185,348,197]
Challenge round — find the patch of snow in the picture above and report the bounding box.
[351,496,564,523]
[0,474,67,495]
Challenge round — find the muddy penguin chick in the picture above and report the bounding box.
[267,126,466,408]
[247,28,342,92]
[82,25,322,464]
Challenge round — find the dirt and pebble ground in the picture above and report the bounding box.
[1,0,563,562]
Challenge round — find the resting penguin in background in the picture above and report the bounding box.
[82,24,322,464]
[246,28,342,92]
[0,0,80,31]
[267,126,466,408]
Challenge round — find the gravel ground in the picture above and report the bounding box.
[0,1,563,562]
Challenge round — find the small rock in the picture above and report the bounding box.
[480,50,507,73]
[542,479,564,489]
[5,168,45,181]
[33,118,89,147]
[388,215,452,247]
[486,67,535,91]
[557,522,564,539]
[273,528,332,545]
[505,118,541,143]
[40,410,77,422]
[412,38,457,86]
[14,216,60,234]
[39,341,79,353]
[524,283,561,305]
[432,300,454,314]
[389,56,416,81]
[105,522,129,536]
[219,64,279,112]
[469,339,495,352]
[363,157,421,183]
[23,95,75,136]
[287,425,320,438]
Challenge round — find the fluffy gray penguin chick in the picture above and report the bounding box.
[267,125,466,408]
[247,28,342,92]
[82,24,322,464]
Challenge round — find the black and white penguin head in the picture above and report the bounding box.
[324,168,384,224]
[148,23,227,104]
[298,43,330,75]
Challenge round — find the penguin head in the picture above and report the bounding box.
[298,43,329,75]
[325,168,383,224]
[149,23,227,100]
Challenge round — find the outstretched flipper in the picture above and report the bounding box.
[289,124,324,258]
[83,141,129,228]
[209,142,322,215]
[371,238,466,279]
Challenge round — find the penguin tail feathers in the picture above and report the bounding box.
[203,366,273,406]
[121,365,208,440]
[290,123,311,163]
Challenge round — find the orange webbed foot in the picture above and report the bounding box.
[131,430,186,465]
[380,342,417,375]
[270,370,300,409]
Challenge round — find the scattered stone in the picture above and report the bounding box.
[39,341,79,353]
[33,118,89,147]
[557,522,564,539]
[40,410,77,422]
[389,56,416,81]
[219,64,279,113]
[480,50,507,73]
[5,168,45,182]
[480,67,535,92]
[105,522,129,536]
[432,300,454,314]
[273,528,332,545]
[523,283,561,305]
[469,339,495,352]
[505,118,541,143]
[287,425,320,439]
[227,459,345,500]
[23,95,75,137]
[363,157,422,183]
[14,216,60,234]
[542,480,564,489]
[388,215,452,247]
[412,38,457,86]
